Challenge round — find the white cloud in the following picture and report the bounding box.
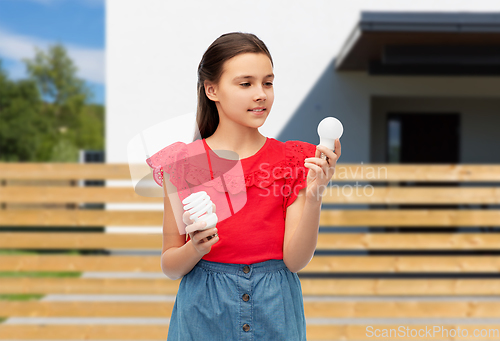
[0,26,104,84]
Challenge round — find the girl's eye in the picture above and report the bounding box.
[240,82,273,87]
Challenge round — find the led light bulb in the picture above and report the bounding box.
[317,117,343,161]
[182,191,218,234]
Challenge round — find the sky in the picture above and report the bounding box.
[0,0,105,105]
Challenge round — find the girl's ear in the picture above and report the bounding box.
[204,80,219,102]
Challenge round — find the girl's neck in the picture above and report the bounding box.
[204,129,267,160]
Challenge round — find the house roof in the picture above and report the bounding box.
[336,11,500,75]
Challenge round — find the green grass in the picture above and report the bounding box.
[0,271,81,277]
[0,250,83,309]
[0,249,40,255]
[0,270,82,304]
[0,294,44,300]
[0,229,105,324]
[0,249,81,255]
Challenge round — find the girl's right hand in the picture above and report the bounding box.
[183,203,219,257]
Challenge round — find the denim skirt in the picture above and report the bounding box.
[166,258,307,341]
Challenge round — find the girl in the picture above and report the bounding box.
[146,32,341,341]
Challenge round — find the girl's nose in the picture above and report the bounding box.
[254,87,267,102]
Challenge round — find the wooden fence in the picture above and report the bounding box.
[1,163,500,340]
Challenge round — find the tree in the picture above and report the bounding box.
[0,44,104,162]
[22,43,101,161]
[23,44,91,105]
[0,60,55,161]
[77,104,105,151]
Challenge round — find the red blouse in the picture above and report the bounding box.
[146,137,317,264]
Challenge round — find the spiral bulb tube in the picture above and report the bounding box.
[182,191,218,234]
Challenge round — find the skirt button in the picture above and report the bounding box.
[242,323,250,332]
[243,265,250,274]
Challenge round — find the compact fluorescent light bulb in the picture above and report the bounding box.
[317,117,343,160]
[182,191,218,234]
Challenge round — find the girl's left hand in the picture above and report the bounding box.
[304,138,341,202]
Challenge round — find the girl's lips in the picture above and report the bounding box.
[249,109,266,115]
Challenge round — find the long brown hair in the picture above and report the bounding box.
[193,32,273,141]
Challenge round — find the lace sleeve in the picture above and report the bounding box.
[283,140,317,210]
[145,141,189,190]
